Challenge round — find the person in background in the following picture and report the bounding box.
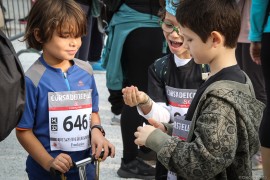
[75,0,105,70]
[249,0,270,178]
[122,0,208,179]
[133,0,265,178]
[101,0,165,179]
[16,0,115,179]
[236,0,267,171]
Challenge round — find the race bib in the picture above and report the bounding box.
[166,86,195,179]
[48,90,92,151]
[165,86,196,121]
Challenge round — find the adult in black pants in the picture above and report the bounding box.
[250,34,270,178]
[236,0,267,170]
[120,27,164,178]
[236,0,266,104]
[102,0,165,178]
[75,0,104,63]
[249,0,270,177]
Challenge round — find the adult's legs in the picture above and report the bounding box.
[259,33,270,179]
[121,27,164,161]
[75,3,93,62]
[108,89,124,115]
[236,42,267,171]
[107,89,124,125]
[236,43,266,104]
[89,17,104,62]
[118,27,164,178]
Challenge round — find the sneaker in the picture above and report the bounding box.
[110,114,121,125]
[252,152,263,170]
[138,149,157,167]
[117,157,155,179]
[90,59,105,71]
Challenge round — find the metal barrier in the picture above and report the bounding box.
[1,0,31,41]
[0,0,40,56]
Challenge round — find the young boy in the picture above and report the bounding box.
[16,0,115,179]
[122,0,208,179]
[133,0,265,179]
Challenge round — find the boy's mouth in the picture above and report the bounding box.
[170,40,183,48]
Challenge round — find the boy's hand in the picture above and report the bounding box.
[91,129,115,161]
[148,118,167,133]
[134,119,167,146]
[134,125,156,146]
[49,153,73,173]
[122,86,147,107]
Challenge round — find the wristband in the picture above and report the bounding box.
[138,96,152,107]
[91,125,105,136]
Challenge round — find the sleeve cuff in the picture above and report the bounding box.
[248,34,262,42]
[163,123,173,135]
[145,129,171,152]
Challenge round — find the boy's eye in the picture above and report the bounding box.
[60,33,71,38]
[164,22,173,28]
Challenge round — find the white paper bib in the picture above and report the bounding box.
[165,86,195,179]
[48,89,92,151]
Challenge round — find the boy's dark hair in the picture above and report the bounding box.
[24,0,87,51]
[176,0,240,48]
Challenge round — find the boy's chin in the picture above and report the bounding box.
[170,47,182,54]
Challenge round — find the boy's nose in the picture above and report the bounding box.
[70,41,76,47]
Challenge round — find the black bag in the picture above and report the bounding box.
[97,0,123,34]
[0,30,25,141]
[102,0,123,13]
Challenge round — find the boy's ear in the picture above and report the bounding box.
[210,31,223,48]
[33,28,42,43]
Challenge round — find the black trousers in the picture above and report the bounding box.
[119,27,164,163]
[108,89,124,115]
[75,3,104,62]
[259,33,270,147]
[236,43,267,104]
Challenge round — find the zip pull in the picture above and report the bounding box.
[63,72,71,91]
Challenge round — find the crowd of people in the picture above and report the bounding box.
[0,0,269,179]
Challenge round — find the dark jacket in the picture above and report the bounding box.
[146,74,265,179]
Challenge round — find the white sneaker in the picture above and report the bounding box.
[111,114,121,125]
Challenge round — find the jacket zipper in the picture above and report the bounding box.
[63,72,71,91]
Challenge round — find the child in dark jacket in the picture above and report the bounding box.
[131,0,265,179]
